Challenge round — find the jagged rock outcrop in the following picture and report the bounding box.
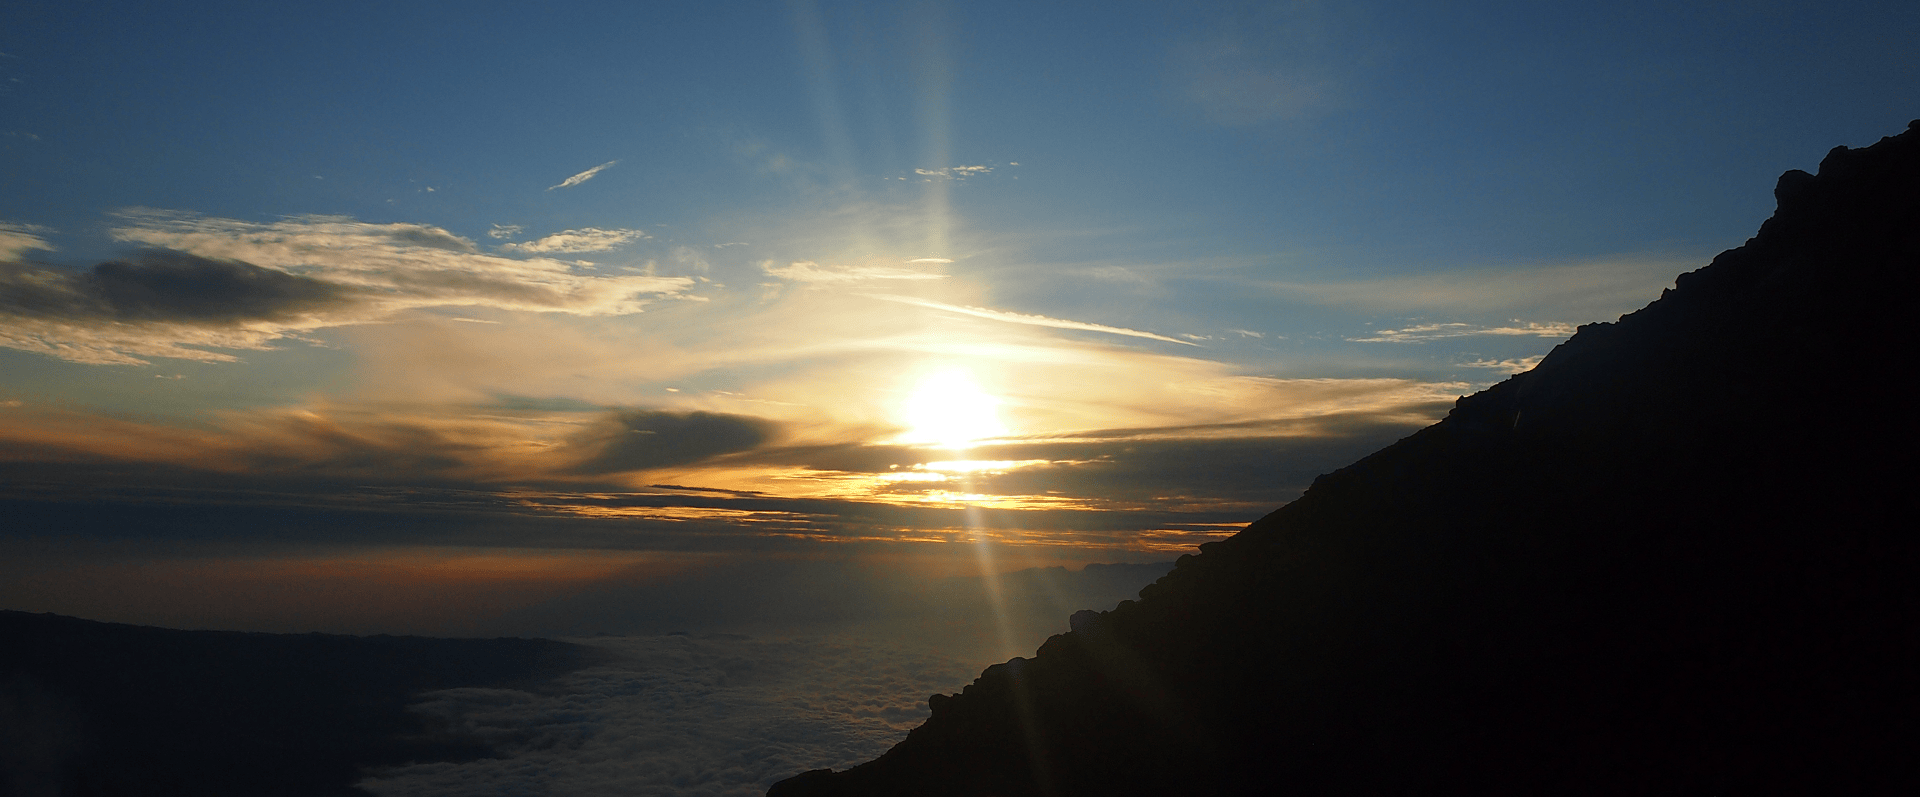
[770,121,1920,796]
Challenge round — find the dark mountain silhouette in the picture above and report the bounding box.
[0,611,594,796]
[770,121,1920,796]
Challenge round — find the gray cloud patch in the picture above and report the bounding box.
[570,411,780,474]
[1,252,355,325]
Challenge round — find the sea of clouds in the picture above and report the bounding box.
[355,560,1178,795]
[356,633,986,796]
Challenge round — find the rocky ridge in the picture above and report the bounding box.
[770,121,1920,795]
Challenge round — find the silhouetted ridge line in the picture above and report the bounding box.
[769,120,1920,796]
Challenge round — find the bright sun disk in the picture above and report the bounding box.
[900,370,1007,448]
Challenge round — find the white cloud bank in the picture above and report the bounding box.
[357,634,981,797]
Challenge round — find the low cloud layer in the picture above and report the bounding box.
[357,634,984,797]
[354,556,1176,794]
[0,211,692,363]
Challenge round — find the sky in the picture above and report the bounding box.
[2,0,1917,642]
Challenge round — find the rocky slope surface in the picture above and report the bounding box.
[770,121,1920,795]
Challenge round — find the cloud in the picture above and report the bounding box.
[548,160,619,191]
[501,227,650,254]
[355,634,986,797]
[1348,321,1574,343]
[0,210,694,364]
[0,253,359,364]
[351,558,1177,794]
[0,222,54,260]
[912,165,992,181]
[486,224,523,240]
[860,294,1197,346]
[1267,258,1687,318]
[566,411,781,475]
[0,366,1459,553]
[763,261,948,283]
[907,258,953,264]
[3,251,355,324]
[1461,355,1545,374]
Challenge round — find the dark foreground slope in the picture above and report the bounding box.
[0,611,594,796]
[772,122,1920,796]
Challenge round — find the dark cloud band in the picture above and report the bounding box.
[1,252,355,326]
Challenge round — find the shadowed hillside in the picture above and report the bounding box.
[771,122,1920,795]
[0,611,594,796]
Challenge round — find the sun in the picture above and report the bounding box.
[899,369,1007,448]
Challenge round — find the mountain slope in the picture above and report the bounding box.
[770,121,1920,796]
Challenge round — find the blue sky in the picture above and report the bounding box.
[2,0,1915,635]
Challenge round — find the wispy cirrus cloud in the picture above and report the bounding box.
[859,293,1197,346]
[1461,355,1545,374]
[912,165,992,181]
[501,228,650,254]
[1348,321,1574,343]
[109,210,689,315]
[0,211,692,364]
[0,221,54,260]
[1267,258,1686,318]
[548,160,619,191]
[762,261,947,283]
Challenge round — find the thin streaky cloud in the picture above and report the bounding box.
[764,261,947,283]
[548,160,620,191]
[1348,321,1574,343]
[1461,355,1545,374]
[912,165,992,181]
[0,221,55,260]
[502,228,649,254]
[861,294,1198,346]
[908,258,953,264]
